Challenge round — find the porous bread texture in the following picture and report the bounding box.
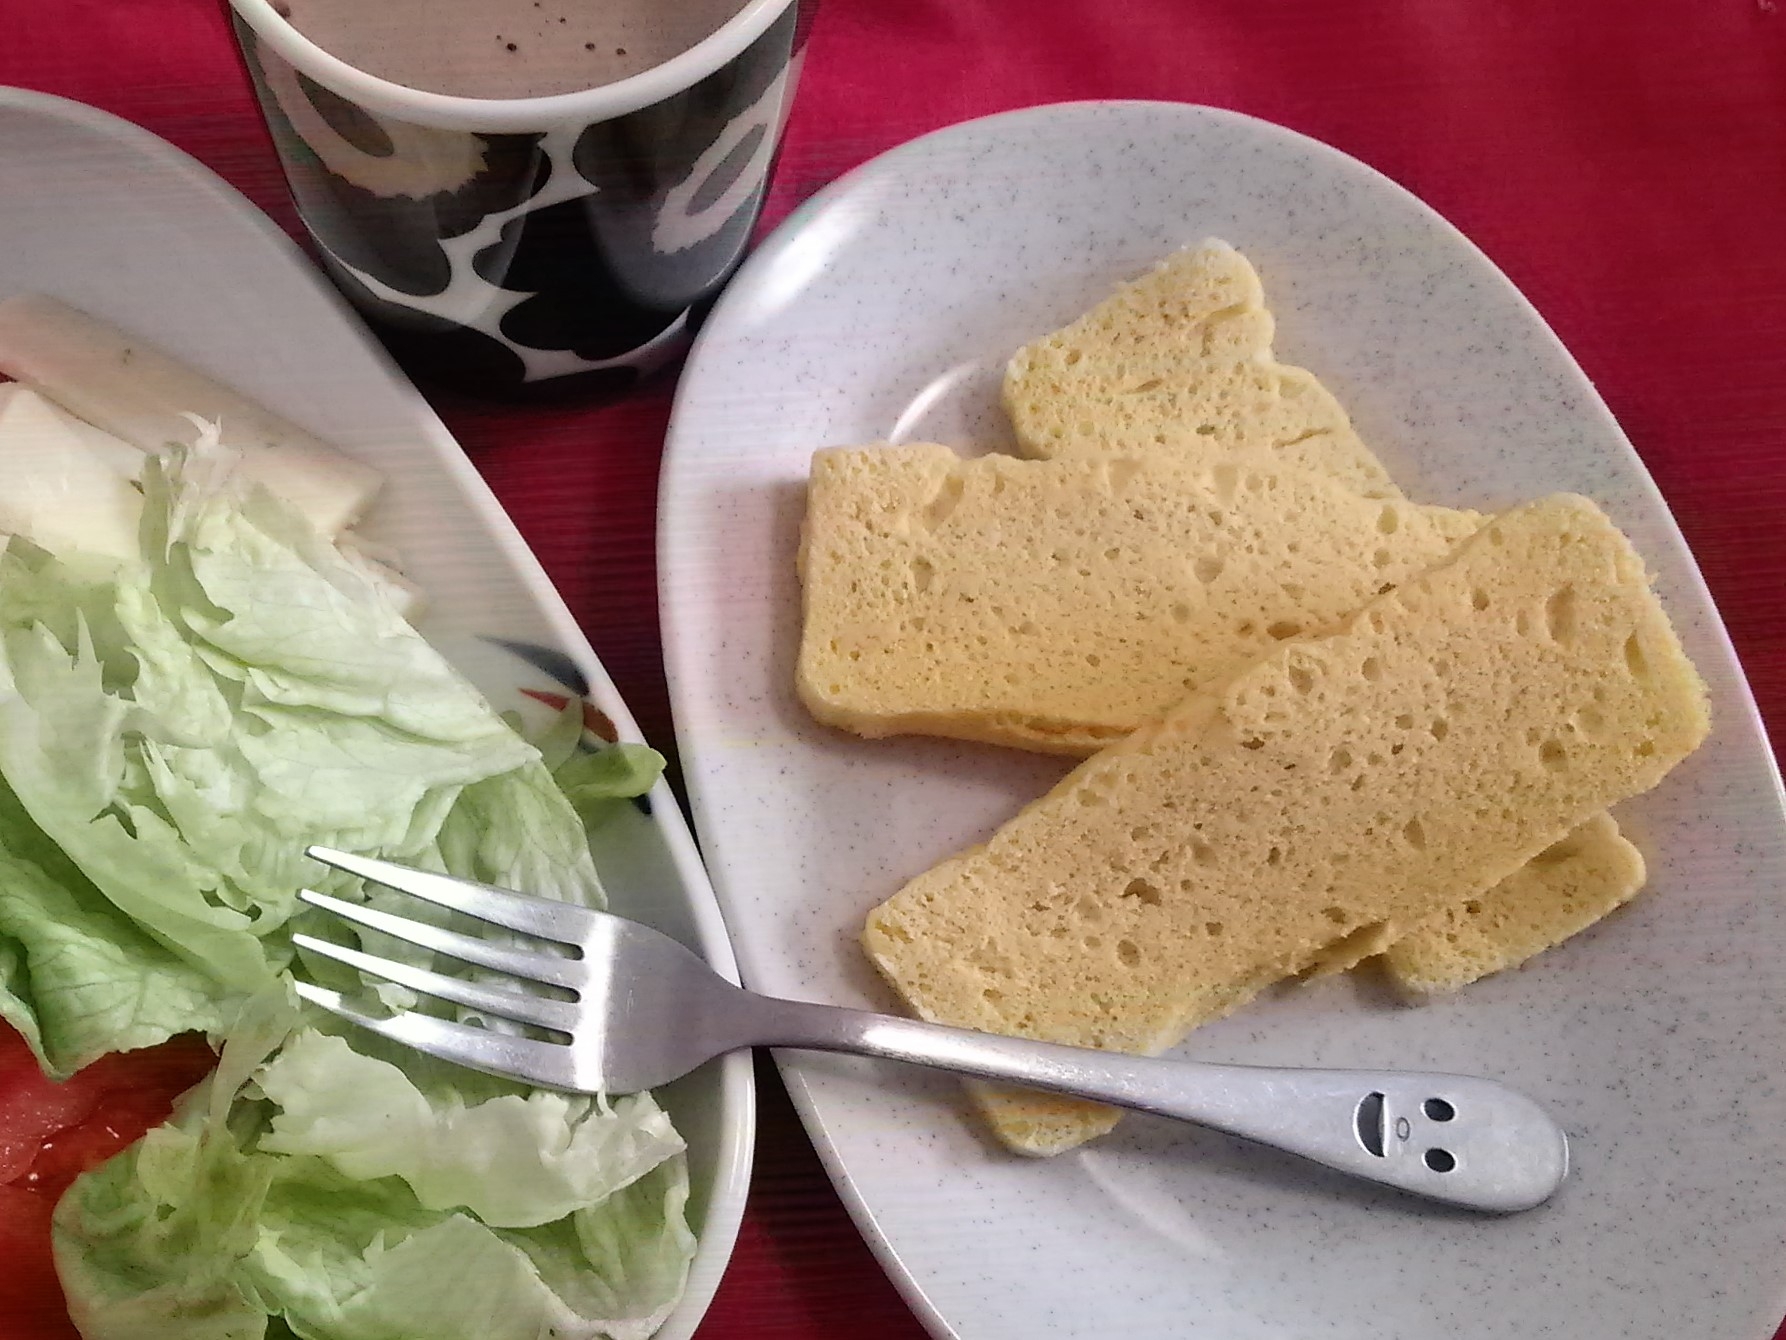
[1002,241,1648,996]
[1003,240,1400,499]
[1381,812,1647,995]
[797,444,1482,755]
[861,495,1710,1155]
[795,447,1643,977]
[1301,811,1645,981]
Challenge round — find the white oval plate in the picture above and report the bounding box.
[660,101,1786,1339]
[0,85,753,1340]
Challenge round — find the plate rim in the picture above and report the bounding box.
[0,82,756,1340]
[660,97,1786,1340]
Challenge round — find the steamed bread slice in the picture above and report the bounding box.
[1381,812,1648,995]
[802,445,1646,994]
[1003,240,1400,499]
[998,239,1646,991]
[0,295,380,538]
[862,495,1710,1156]
[798,444,1482,755]
[1301,810,1646,981]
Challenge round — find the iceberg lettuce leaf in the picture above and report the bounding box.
[56,996,692,1340]
[19,436,694,1338]
[255,1030,684,1230]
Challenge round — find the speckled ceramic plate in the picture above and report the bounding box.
[660,102,1786,1338]
[0,85,753,1340]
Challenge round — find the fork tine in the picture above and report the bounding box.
[304,846,593,945]
[297,888,583,990]
[292,933,581,1033]
[293,981,587,1092]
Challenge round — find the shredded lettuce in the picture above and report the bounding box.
[0,815,234,1075]
[527,698,665,840]
[0,432,687,1338]
[55,990,692,1340]
[0,441,541,1069]
[254,1030,683,1230]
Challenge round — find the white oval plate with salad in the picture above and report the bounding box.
[0,85,751,1339]
[659,102,1786,1339]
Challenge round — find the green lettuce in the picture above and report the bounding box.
[0,433,690,1337]
[529,698,665,837]
[254,1030,682,1230]
[0,810,234,1076]
[0,442,538,1072]
[55,989,692,1340]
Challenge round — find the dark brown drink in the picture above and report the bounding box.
[278,0,750,99]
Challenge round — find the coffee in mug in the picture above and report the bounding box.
[230,0,807,396]
[276,0,751,99]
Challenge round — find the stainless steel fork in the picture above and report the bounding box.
[293,846,1569,1213]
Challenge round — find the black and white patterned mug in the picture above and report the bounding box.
[227,0,808,396]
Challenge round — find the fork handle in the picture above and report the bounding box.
[740,995,1567,1212]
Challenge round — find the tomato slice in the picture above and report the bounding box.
[0,1043,95,1183]
[0,1184,73,1338]
[1,1027,215,1194]
[0,1023,216,1338]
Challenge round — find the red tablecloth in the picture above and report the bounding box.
[4,2,1786,1336]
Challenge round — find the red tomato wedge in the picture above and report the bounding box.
[0,1184,69,1337]
[0,1023,216,1339]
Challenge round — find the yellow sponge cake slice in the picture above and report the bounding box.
[1381,812,1648,995]
[1003,240,1400,499]
[797,444,1482,755]
[861,495,1709,1155]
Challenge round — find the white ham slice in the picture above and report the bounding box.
[0,295,382,538]
[0,383,143,562]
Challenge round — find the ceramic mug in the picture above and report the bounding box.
[227,0,808,395]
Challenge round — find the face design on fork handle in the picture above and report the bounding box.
[1356,1088,1464,1169]
[1348,1074,1568,1211]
